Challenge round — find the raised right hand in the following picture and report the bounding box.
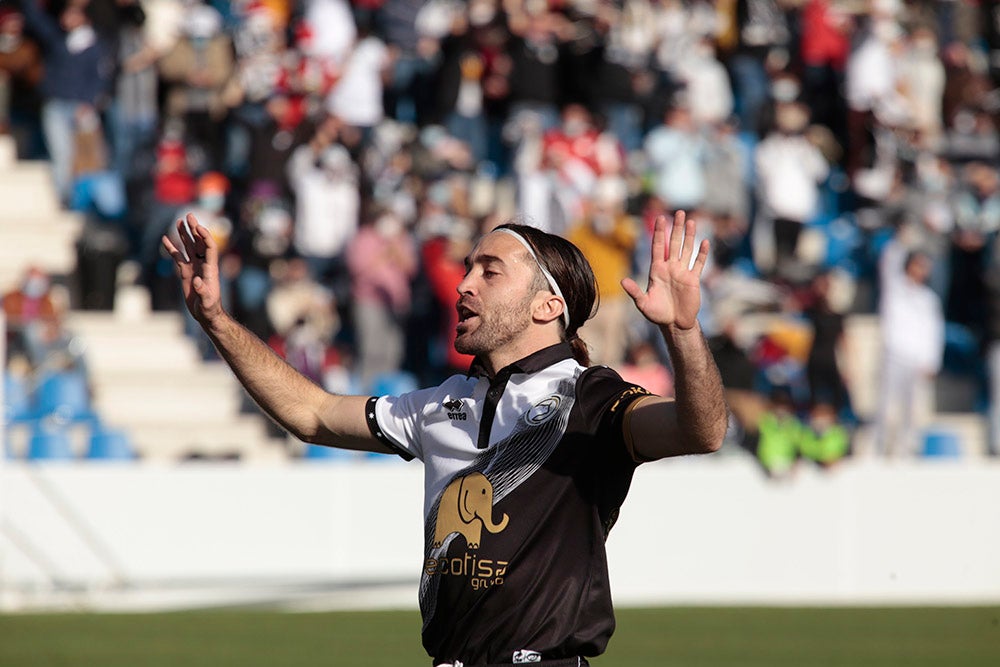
[161,213,223,326]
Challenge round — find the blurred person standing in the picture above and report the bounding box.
[798,0,852,144]
[673,35,733,129]
[266,256,340,387]
[421,218,476,376]
[844,12,904,178]
[897,25,945,149]
[157,0,233,172]
[802,271,851,415]
[346,209,418,391]
[568,177,639,367]
[325,11,390,145]
[721,0,790,136]
[285,117,360,291]
[983,233,1000,457]
[874,243,944,458]
[0,4,43,155]
[947,161,1000,333]
[379,0,435,124]
[643,99,708,213]
[3,265,63,368]
[106,0,158,177]
[754,96,829,281]
[20,0,114,206]
[504,0,566,134]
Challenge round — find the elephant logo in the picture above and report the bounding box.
[433,472,509,549]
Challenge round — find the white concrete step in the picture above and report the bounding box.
[0,161,60,219]
[67,311,186,339]
[125,416,284,463]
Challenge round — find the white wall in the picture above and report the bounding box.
[2,457,999,611]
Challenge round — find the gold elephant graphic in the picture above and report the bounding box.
[433,472,509,549]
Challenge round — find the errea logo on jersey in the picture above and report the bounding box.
[444,399,467,420]
[525,395,561,425]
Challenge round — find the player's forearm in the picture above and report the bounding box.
[203,312,332,442]
[661,323,728,453]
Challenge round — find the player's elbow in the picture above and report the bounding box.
[693,412,729,454]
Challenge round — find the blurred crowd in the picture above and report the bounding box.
[4,0,1000,469]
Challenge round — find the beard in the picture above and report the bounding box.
[454,290,536,358]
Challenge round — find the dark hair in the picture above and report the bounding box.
[494,223,599,366]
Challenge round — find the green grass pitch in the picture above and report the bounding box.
[1,606,998,666]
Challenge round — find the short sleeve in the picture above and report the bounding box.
[370,387,442,462]
[576,366,652,458]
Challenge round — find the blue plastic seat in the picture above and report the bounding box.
[3,373,35,424]
[87,427,136,461]
[303,443,350,461]
[36,370,96,423]
[922,429,962,459]
[28,422,76,461]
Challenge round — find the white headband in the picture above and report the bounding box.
[494,228,570,328]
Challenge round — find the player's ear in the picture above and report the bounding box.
[532,292,566,326]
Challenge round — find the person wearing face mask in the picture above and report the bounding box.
[18,0,114,206]
[2,265,61,367]
[567,176,639,367]
[538,104,624,235]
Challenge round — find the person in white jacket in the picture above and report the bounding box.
[874,236,945,458]
[754,99,829,279]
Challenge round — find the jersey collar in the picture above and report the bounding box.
[468,342,575,379]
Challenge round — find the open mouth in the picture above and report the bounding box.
[456,303,479,330]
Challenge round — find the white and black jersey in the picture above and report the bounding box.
[367,343,653,666]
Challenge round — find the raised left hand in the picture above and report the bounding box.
[621,211,709,330]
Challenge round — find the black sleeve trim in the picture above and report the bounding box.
[365,396,415,462]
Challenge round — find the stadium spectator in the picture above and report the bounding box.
[105,0,158,178]
[643,99,708,212]
[345,208,418,391]
[324,11,390,143]
[874,242,945,458]
[2,265,64,368]
[756,386,804,478]
[0,4,43,156]
[163,209,726,666]
[421,218,476,376]
[803,271,852,415]
[754,96,829,281]
[266,256,340,388]
[20,0,114,206]
[157,0,233,172]
[285,117,359,290]
[799,399,850,468]
[618,338,673,397]
[568,176,638,367]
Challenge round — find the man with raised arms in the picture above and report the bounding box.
[163,211,728,667]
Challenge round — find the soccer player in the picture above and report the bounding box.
[162,210,728,667]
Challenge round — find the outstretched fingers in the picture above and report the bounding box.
[187,212,218,265]
[650,215,667,266]
[691,238,711,278]
[667,210,686,261]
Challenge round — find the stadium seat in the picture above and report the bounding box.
[3,373,35,424]
[36,370,96,423]
[922,428,962,459]
[303,443,350,461]
[87,426,136,461]
[28,421,76,461]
